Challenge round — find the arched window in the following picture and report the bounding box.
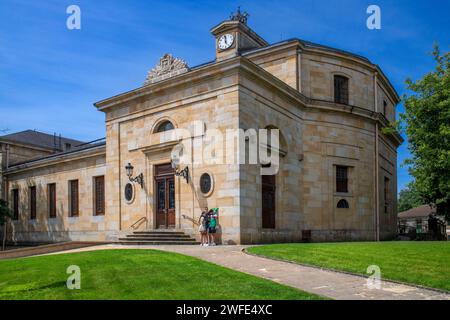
[155,120,174,133]
[334,75,349,105]
[337,199,349,209]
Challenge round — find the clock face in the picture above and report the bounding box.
[218,34,234,50]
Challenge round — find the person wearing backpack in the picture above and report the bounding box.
[207,208,219,246]
[198,207,210,246]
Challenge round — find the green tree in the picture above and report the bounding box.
[402,44,450,220]
[0,199,13,251]
[397,181,424,212]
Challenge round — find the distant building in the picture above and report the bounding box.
[0,130,84,201]
[398,205,447,240]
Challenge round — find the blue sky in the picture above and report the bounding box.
[0,0,449,192]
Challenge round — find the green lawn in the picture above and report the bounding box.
[248,242,450,291]
[0,249,322,300]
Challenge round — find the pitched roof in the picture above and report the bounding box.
[0,130,84,151]
[6,138,106,170]
[398,205,436,219]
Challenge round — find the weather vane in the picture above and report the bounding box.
[230,6,249,25]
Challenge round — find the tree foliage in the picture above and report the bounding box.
[0,199,13,251]
[398,181,424,212]
[401,44,450,219]
[0,199,12,226]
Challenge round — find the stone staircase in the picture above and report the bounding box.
[118,230,199,245]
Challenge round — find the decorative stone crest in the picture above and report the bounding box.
[144,53,189,85]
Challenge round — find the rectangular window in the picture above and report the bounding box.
[48,183,56,218]
[94,176,105,215]
[416,219,422,234]
[12,189,19,220]
[334,75,349,105]
[29,186,36,220]
[262,174,276,229]
[336,166,349,193]
[69,180,79,217]
[384,177,390,214]
[383,100,387,116]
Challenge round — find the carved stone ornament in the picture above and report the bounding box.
[230,7,249,25]
[144,53,189,85]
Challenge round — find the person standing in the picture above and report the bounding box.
[207,208,218,246]
[198,207,209,246]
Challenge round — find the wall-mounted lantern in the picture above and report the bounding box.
[171,160,189,183]
[125,162,144,188]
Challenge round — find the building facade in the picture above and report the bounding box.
[1,13,402,244]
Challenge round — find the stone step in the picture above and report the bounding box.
[119,237,195,241]
[127,233,191,238]
[133,231,186,235]
[118,229,198,245]
[118,240,199,245]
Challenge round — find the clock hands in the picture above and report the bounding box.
[219,34,233,49]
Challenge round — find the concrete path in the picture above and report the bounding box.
[44,244,450,300]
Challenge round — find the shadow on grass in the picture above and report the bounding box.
[1,280,66,294]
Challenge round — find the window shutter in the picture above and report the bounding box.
[95,176,105,215]
[334,76,349,105]
[48,184,56,218]
[70,180,79,217]
[336,166,348,193]
[342,77,348,104]
[12,189,19,220]
[334,77,340,102]
[30,186,36,219]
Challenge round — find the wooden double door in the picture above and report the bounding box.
[155,163,176,229]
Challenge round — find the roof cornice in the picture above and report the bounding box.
[94,57,244,111]
[238,56,403,147]
[243,39,400,105]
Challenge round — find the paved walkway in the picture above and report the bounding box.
[44,244,450,300]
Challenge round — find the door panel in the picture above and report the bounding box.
[155,164,175,229]
[167,178,175,228]
[156,179,166,228]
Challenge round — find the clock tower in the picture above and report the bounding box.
[211,8,268,61]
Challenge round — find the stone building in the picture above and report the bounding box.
[1,12,402,244]
[0,130,84,204]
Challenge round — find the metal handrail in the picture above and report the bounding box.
[182,214,200,226]
[130,216,147,230]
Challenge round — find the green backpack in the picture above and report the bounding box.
[209,208,219,227]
